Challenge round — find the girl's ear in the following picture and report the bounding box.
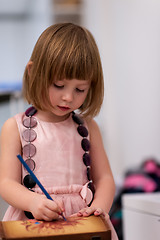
[27,61,33,76]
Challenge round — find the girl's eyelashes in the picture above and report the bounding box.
[76,88,85,93]
[53,83,64,89]
[53,83,85,93]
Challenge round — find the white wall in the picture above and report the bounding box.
[82,0,160,180]
[0,0,53,87]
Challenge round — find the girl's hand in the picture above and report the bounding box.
[29,194,64,221]
[77,206,105,217]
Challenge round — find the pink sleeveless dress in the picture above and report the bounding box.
[3,112,118,240]
[3,112,93,220]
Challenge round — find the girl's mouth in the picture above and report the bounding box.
[58,106,70,111]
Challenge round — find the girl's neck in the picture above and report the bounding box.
[35,110,71,123]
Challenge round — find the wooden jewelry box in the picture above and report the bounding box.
[0,215,111,240]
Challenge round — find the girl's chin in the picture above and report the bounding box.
[51,109,72,120]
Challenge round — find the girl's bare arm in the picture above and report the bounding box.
[0,118,62,221]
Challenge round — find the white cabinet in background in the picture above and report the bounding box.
[122,193,160,240]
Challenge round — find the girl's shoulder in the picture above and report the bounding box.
[1,111,24,131]
[1,116,17,131]
[86,118,99,131]
[0,116,20,142]
[85,118,101,139]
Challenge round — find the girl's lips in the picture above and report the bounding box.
[58,106,70,111]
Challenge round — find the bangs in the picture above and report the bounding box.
[46,25,96,82]
[52,46,94,81]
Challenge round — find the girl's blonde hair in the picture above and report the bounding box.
[23,23,104,118]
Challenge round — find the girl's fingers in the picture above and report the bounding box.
[78,207,96,217]
[46,199,62,214]
[78,207,105,217]
[56,199,65,213]
[39,211,60,221]
[36,205,61,221]
[77,207,88,216]
[94,208,103,216]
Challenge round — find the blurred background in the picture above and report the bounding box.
[0,0,160,239]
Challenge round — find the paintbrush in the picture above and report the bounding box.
[17,154,66,221]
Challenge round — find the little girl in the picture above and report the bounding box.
[0,23,118,239]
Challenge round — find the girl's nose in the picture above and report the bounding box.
[62,91,73,102]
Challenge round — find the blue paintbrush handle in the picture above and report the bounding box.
[17,154,66,221]
[17,154,52,200]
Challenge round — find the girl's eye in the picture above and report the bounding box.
[76,88,85,93]
[54,83,64,89]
